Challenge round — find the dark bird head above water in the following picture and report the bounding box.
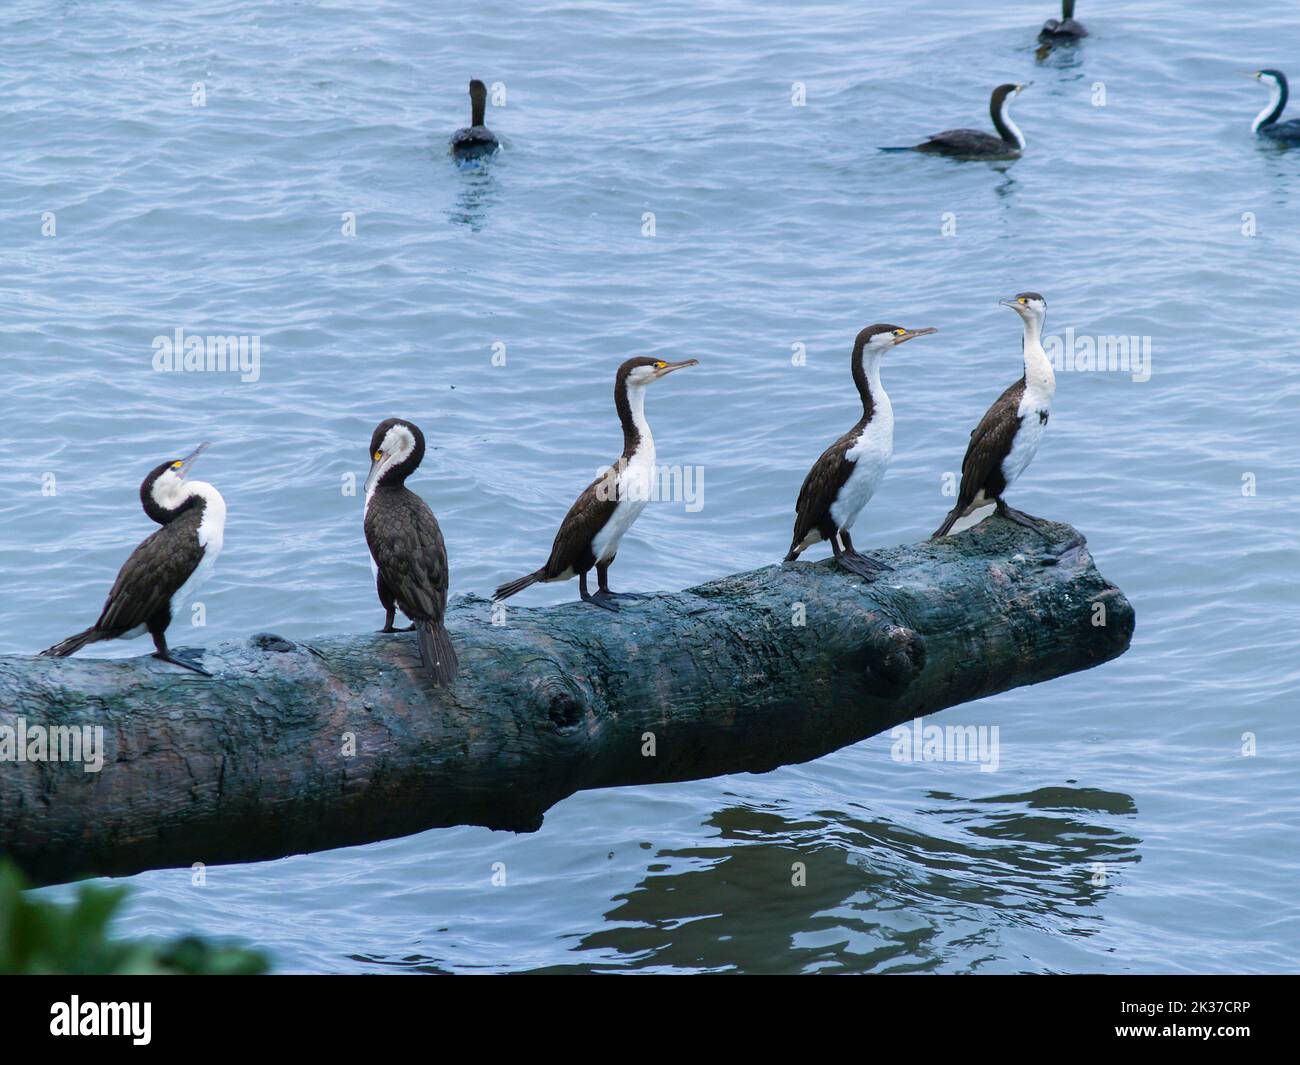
[990,82,1029,143]
[1247,69,1290,131]
[1040,1,1087,40]
[468,79,488,126]
[451,79,499,160]
[366,418,426,495]
[140,442,211,524]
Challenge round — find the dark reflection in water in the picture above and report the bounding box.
[446,156,500,231]
[528,785,1140,974]
[1035,40,1086,66]
[991,163,1019,202]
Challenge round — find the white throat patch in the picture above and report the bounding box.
[1254,76,1284,132]
[365,423,417,506]
[999,93,1026,149]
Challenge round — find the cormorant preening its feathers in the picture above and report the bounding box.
[881,83,1029,160]
[1039,1,1088,42]
[40,443,224,676]
[493,356,698,612]
[364,418,458,685]
[932,294,1057,541]
[450,79,500,161]
[785,324,937,578]
[1248,69,1300,144]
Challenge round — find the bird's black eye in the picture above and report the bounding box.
[373,450,383,461]
[894,328,905,336]
[171,461,183,468]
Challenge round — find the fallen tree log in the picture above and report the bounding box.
[0,518,1133,887]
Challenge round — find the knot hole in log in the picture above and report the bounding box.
[531,672,590,733]
[861,622,926,697]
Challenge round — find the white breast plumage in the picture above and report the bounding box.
[590,447,654,563]
[830,401,894,532]
[1001,390,1051,491]
[168,483,226,622]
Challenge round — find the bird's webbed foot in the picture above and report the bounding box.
[154,650,212,677]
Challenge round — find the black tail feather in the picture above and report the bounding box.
[493,569,542,602]
[417,620,458,685]
[931,506,963,540]
[40,628,102,658]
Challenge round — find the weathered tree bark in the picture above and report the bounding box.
[0,518,1132,887]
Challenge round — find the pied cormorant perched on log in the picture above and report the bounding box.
[1248,69,1300,144]
[364,418,458,685]
[785,324,937,577]
[881,83,1029,160]
[494,356,698,612]
[932,294,1057,540]
[40,443,223,675]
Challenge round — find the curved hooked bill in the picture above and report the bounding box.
[364,448,389,496]
[895,327,937,344]
[652,358,699,378]
[174,441,210,478]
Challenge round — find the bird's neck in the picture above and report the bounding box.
[617,382,654,462]
[1255,77,1287,131]
[1063,0,1075,20]
[992,93,1025,149]
[187,481,225,520]
[472,93,487,127]
[852,350,890,425]
[1021,318,1055,399]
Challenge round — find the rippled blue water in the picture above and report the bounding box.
[4,0,1299,973]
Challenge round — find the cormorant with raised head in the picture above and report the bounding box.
[41,443,224,675]
[932,294,1056,540]
[1248,69,1300,144]
[785,324,937,577]
[494,356,698,612]
[451,79,500,161]
[1039,1,1088,42]
[880,83,1029,160]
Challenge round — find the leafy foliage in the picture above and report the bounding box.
[0,861,268,975]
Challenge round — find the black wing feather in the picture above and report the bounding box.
[788,427,859,555]
[365,488,449,625]
[954,378,1026,509]
[916,129,1016,157]
[96,510,205,635]
[541,464,621,577]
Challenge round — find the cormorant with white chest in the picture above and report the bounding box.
[41,443,224,675]
[932,293,1057,540]
[1247,69,1300,145]
[364,418,457,685]
[785,324,937,577]
[881,83,1029,160]
[1039,1,1088,43]
[494,356,698,612]
[450,79,500,161]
